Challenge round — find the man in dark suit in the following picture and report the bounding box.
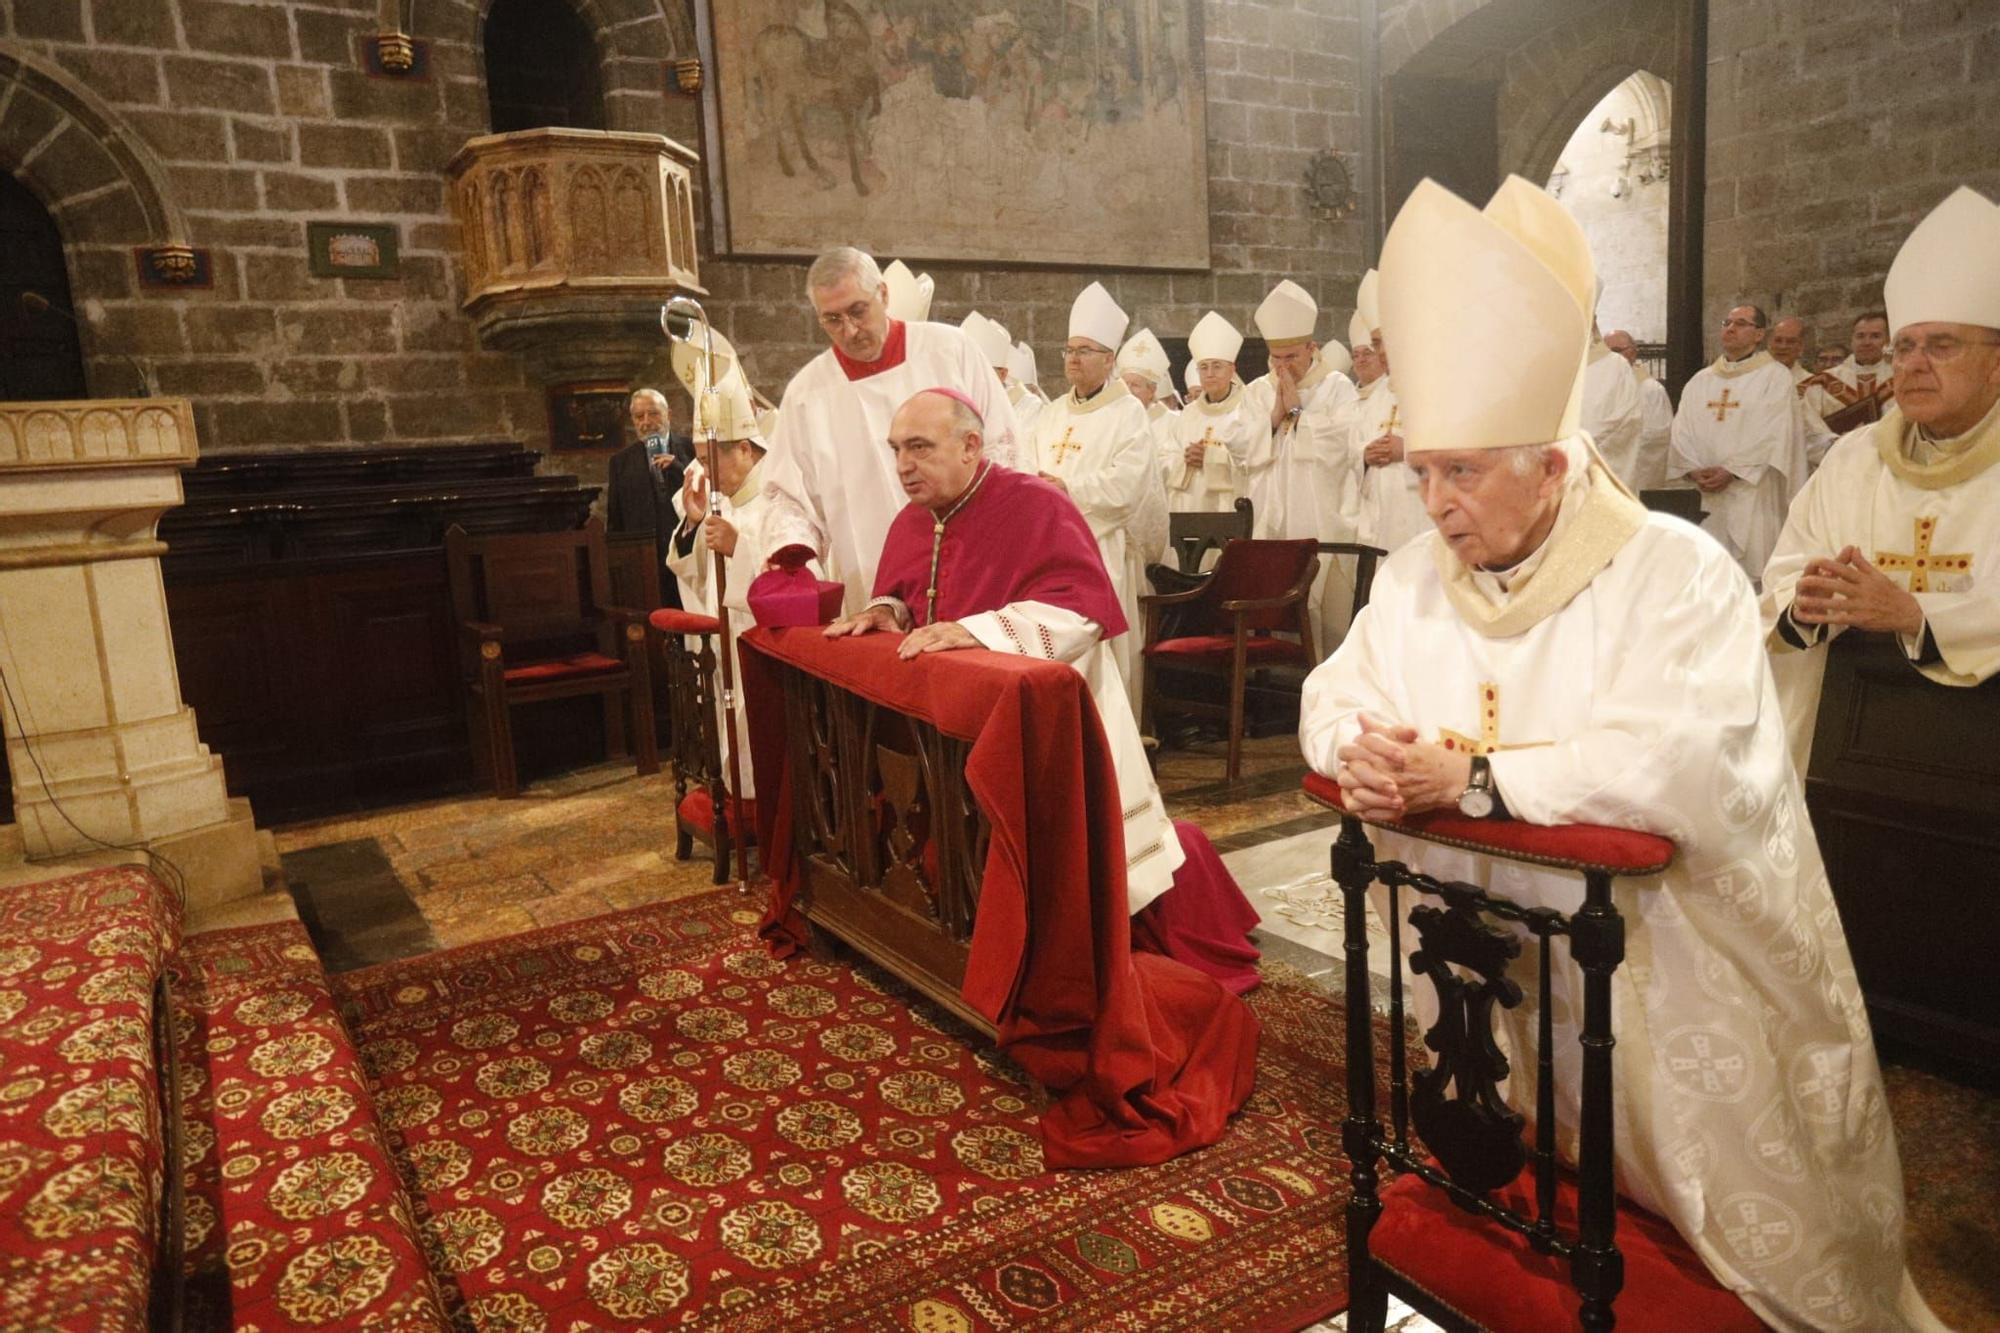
[606,387,695,605]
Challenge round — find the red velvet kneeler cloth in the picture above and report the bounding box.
[1370,1167,1765,1332]
[740,627,1259,1168]
[1131,821,1263,996]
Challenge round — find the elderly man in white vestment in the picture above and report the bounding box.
[759,247,1018,613]
[1349,269,1431,556]
[1302,175,1941,1333]
[1769,316,1839,468]
[1763,185,2000,769]
[1580,322,1645,489]
[1802,310,1896,428]
[1240,280,1361,646]
[1668,305,1810,581]
[1029,282,1168,713]
[1605,329,1675,489]
[1162,311,1253,536]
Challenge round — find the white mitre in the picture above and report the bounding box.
[882,259,935,322]
[1482,175,1598,436]
[1117,327,1171,384]
[1254,279,1317,348]
[1188,311,1244,364]
[671,326,747,399]
[1010,340,1040,390]
[695,369,763,445]
[1380,178,1591,452]
[1321,338,1353,376]
[1349,310,1370,349]
[1184,361,1200,392]
[1356,268,1381,336]
[1885,185,2000,335]
[1070,281,1129,351]
[961,310,1012,368]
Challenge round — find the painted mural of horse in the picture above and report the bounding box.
[750,0,883,196]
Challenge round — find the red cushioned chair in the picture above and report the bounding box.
[647,608,753,884]
[1140,537,1320,781]
[445,517,657,798]
[1301,775,1765,1333]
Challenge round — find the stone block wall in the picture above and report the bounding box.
[0,0,1371,457]
[1704,0,2000,353]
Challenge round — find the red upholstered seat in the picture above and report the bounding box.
[1299,771,1675,875]
[649,608,723,636]
[502,650,625,684]
[1370,1166,1764,1333]
[1145,633,1311,663]
[678,787,756,838]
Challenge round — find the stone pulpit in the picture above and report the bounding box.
[0,398,263,912]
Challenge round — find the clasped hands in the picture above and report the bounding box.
[1363,432,1404,467]
[1336,714,1473,820]
[1792,545,1924,637]
[823,604,978,659]
[1689,466,1735,493]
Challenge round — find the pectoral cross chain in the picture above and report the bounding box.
[1875,515,1971,593]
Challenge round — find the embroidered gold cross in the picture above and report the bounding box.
[1875,515,1972,593]
[1048,428,1083,466]
[1437,682,1548,756]
[1196,427,1216,452]
[1708,389,1740,424]
[1383,404,1401,436]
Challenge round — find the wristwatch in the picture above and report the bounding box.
[1457,754,1497,819]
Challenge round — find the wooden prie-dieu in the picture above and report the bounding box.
[775,661,996,1038]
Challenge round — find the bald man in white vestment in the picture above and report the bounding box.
[1763,186,2000,770]
[1302,175,1941,1333]
[759,247,1018,613]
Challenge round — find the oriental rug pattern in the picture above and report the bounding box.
[327,889,1372,1331]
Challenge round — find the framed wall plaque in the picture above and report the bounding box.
[306,221,401,280]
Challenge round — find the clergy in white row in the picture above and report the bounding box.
[1161,311,1254,554]
[1667,304,1812,581]
[1301,172,1941,1332]
[1348,268,1431,558]
[760,247,1020,614]
[1801,309,1896,428]
[1240,279,1363,646]
[1763,184,2000,769]
[961,309,1042,441]
[1604,328,1675,488]
[1028,281,1169,712]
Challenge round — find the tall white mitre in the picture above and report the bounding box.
[1884,185,2000,333]
[1481,174,1598,437]
[695,368,763,444]
[1010,341,1040,393]
[1356,268,1381,336]
[881,259,935,322]
[1184,361,1201,392]
[1379,177,1591,452]
[1117,327,1171,384]
[1071,281,1129,350]
[1254,279,1318,348]
[961,310,1012,369]
[1188,310,1244,364]
[1348,310,1370,350]
[671,325,749,400]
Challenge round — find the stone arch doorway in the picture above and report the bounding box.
[1378,0,1702,386]
[484,0,606,132]
[0,171,88,401]
[1544,71,1672,344]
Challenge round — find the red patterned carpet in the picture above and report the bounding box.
[327,888,1363,1331]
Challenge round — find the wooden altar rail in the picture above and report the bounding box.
[775,661,996,1038]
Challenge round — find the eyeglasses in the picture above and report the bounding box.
[1061,345,1110,360]
[1891,335,2000,364]
[1719,318,1761,330]
[816,303,875,332]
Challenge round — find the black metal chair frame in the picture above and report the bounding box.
[1331,811,1672,1333]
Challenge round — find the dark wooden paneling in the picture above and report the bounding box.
[1806,634,2000,1073]
[1383,75,1498,229]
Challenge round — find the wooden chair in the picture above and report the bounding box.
[1302,775,1763,1333]
[1140,537,1319,781]
[1166,497,1255,573]
[1639,488,1703,524]
[445,517,658,797]
[646,608,751,884]
[1315,539,1389,656]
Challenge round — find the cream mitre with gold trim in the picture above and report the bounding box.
[1380,176,1593,453]
[1070,281,1129,351]
[1349,310,1371,350]
[1885,185,2000,335]
[695,370,764,445]
[882,259,935,322]
[960,311,1012,368]
[1118,327,1172,384]
[1188,311,1244,364]
[1254,279,1317,348]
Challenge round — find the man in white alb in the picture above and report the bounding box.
[1579,320,1645,490]
[1162,311,1252,539]
[1668,304,1810,581]
[1349,268,1430,555]
[1604,328,1674,489]
[1769,315,1838,467]
[1029,281,1167,711]
[1763,185,2000,768]
[758,247,1019,612]
[1303,173,1941,1333]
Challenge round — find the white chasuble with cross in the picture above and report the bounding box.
[1761,400,2000,769]
[1161,382,1255,522]
[1301,518,1937,1332]
[1241,357,1364,649]
[1669,351,1810,579]
[1350,379,1432,558]
[1029,377,1163,709]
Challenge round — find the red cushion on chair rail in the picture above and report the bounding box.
[1300,772,1675,875]
[1369,1166,1764,1333]
[1145,634,1311,663]
[678,787,756,839]
[649,608,723,636]
[502,651,625,684]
